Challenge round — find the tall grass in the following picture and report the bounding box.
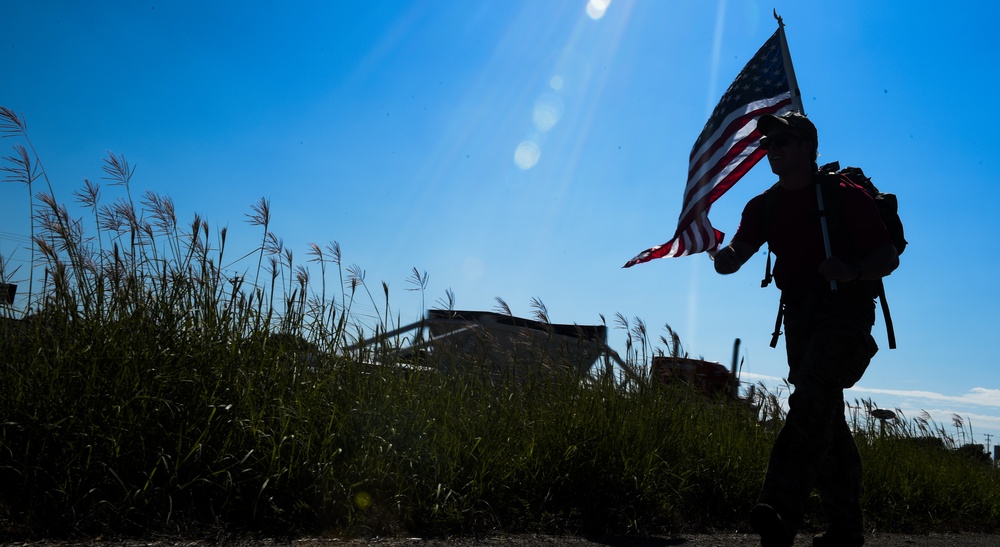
[849,402,1000,533]
[1,110,998,540]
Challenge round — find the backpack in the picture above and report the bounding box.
[820,161,907,256]
[761,162,905,349]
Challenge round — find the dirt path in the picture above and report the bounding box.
[12,533,1000,546]
[293,532,1000,547]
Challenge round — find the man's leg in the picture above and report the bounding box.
[814,416,865,545]
[756,375,844,537]
[754,312,870,545]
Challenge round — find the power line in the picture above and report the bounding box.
[0,230,32,244]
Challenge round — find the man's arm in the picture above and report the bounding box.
[714,240,757,275]
[818,243,899,283]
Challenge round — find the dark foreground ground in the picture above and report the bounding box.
[10,533,1000,547]
[326,533,1000,546]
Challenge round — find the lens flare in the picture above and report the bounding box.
[514,140,541,170]
[353,491,372,510]
[532,93,563,132]
[462,256,485,280]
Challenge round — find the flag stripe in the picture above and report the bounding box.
[687,95,792,198]
[688,94,791,184]
[677,96,791,234]
[625,29,797,268]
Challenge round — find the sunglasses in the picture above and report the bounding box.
[759,133,800,150]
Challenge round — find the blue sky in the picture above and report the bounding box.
[2,1,999,451]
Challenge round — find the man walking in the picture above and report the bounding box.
[713,111,899,547]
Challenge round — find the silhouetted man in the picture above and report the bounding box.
[714,111,899,547]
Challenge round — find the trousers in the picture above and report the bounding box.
[757,290,878,536]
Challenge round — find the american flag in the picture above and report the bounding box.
[624,29,798,267]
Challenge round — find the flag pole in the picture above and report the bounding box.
[774,10,836,291]
[774,10,803,113]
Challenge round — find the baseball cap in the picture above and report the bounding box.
[756,111,817,144]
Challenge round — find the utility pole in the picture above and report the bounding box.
[985,433,993,460]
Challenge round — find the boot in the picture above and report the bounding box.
[750,503,794,547]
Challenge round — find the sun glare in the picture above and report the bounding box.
[586,0,612,20]
[512,0,616,170]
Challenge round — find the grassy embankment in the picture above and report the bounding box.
[1,108,998,540]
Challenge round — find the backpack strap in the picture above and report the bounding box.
[759,182,782,288]
[759,182,781,345]
[878,279,897,350]
[761,252,774,288]
[769,301,784,348]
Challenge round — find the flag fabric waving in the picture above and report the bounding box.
[623,28,798,268]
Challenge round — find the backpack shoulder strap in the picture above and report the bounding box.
[760,182,782,288]
[878,279,897,349]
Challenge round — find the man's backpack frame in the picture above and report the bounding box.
[761,161,906,349]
